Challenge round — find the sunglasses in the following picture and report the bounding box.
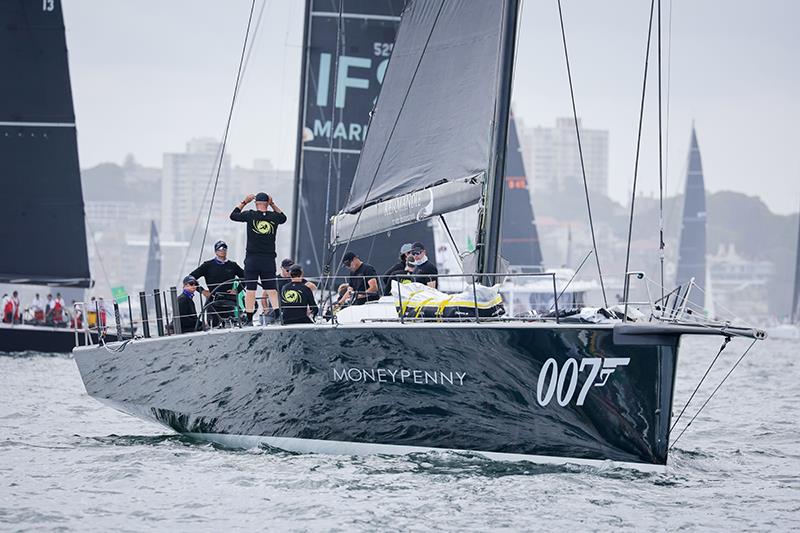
[410,250,424,256]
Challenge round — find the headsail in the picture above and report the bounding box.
[676,126,707,308]
[0,0,92,287]
[331,0,514,245]
[144,221,161,293]
[501,113,544,271]
[292,0,435,274]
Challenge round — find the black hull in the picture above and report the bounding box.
[74,323,681,468]
[1,324,114,354]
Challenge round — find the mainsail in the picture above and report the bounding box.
[330,0,516,247]
[501,113,543,271]
[144,221,161,293]
[676,126,707,308]
[0,0,92,287]
[292,0,435,275]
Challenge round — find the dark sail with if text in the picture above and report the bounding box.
[330,0,511,245]
[291,0,434,275]
[0,0,92,287]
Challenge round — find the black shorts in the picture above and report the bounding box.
[244,254,277,290]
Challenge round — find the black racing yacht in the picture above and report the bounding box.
[74,0,763,470]
[0,0,110,353]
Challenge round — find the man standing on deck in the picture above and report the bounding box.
[188,240,245,326]
[176,275,201,333]
[230,192,287,324]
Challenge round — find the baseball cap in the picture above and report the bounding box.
[399,243,413,254]
[289,264,303,277]
[281,258,294,269]
[214,240,227,251]
[410,241,425,252]
[341,251,357,265]
[255,192,270,202]
[182,275,198,286]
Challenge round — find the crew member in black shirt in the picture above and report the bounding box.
[409,241,438,288]
[188,240,244,326]
[280,264,319,325]
[276,257,318,293]
[176,275,201,333]
[230,192,287,324]
[382,242,412,295]
[339,251,379,306]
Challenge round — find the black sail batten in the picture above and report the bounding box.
[0,0,92,288]
[331,0,514,246]
[144,221,161,294]
[291,0,435,275]
[499,116,541,272]
[676,126,707,308]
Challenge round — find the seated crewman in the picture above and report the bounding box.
[280,265,318,325]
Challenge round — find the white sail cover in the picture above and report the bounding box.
[331,0,510,245]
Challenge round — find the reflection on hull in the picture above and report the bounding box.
[74,324,679,468]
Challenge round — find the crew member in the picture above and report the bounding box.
[277,258,318,293]
[409,242,438,288]
[280,264,319,325]
[30,293,44,323]
[176,275,201,333]
[188,240,245,326]
[338,251,379,306]
[10,291,21,324]
[1,293,11,324]
[53,293,66,324]
[382,243,413,295]
[230,192,287,324]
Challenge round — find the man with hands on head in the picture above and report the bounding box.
[230,192,287,324]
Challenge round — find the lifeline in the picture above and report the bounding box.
[333,367,467,386]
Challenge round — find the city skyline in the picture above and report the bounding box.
[62,1,800,215]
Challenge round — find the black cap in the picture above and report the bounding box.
[341,251,357,265]
[214,240,227,251]
[411,241,425,252]
[182,275,198,286]
[255,192,270,202]
[289,264,303,277]
[281,258,294,269]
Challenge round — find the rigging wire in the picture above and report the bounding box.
[669,335,730,433]
[320,1,344,263]
[178,0,268,277]
[197,0,259,266]
[622,0,656,302]
[657,0,665,301]
[85,220,112,291]
[670,338,758,449]
[556,0,608,308]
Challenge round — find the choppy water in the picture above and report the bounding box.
[1,336,798,531]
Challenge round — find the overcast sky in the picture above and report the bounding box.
[63,0,799,214]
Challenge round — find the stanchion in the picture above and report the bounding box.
[139,291,151,338]
[170,287,181,335]
[153,289,165,337]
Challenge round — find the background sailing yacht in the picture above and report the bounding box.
[0,0,108,353]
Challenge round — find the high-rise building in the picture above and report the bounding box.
[523,118,609,197]
[161,138,230,241]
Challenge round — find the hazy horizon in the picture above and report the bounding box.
[63,0,799,215]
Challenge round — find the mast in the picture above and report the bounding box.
[477,0,521,278]
[290,0,313,262]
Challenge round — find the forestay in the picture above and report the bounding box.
[330,0,510,245]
